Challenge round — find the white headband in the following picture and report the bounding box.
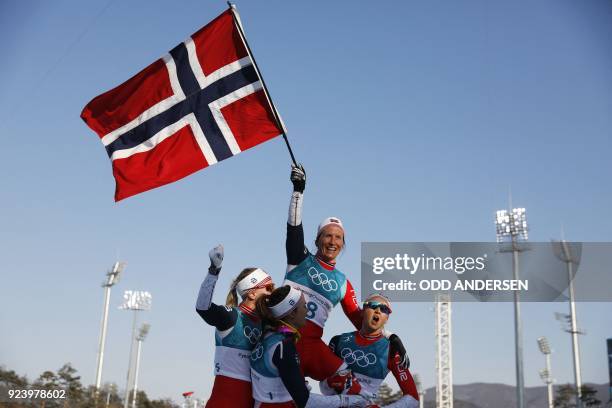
[269,286,302,318]
[236,268,271,297]
[317,216,344,235]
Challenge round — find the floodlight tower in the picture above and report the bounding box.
[558,240,584,407]
[495,207,528,408]
[413,374,426,408]
[120,291,152,408]
[537,337,554,408]
[95,262,126,396]
[131,323,150,408]
[435,293,452,408]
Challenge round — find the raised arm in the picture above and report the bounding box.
[195,245,237,331]
[287,164,309,270]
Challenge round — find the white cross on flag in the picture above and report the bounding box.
[81,8,283,201]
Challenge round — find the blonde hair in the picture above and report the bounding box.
[365,292,391,305]
[225,267,258,307]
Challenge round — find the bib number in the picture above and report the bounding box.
[306,301,318,319]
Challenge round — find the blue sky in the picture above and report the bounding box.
[1,0,611,403]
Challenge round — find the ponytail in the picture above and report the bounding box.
[225,267,258,307]
[225,280,239,308]
[255,285,292,329]
[255,293,274,326]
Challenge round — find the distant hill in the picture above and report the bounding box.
[419,382,609,408]
[422,400,480,408]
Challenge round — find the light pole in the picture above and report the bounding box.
[607,339,612,404]
[120,291,152,408]
[413,374,425,408]
[95,262,126,397]
[537,337,554,408]
[104,383,118,408]
[557,240,584,408]
[495,207,528,408]
[131,323,150,408]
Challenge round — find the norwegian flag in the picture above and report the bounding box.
[81,8,283,201]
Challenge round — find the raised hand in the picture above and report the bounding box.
[290,163,306,193]
[208,244,224,275]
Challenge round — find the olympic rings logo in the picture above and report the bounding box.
[243,326,261,344]
[340,348,377,368]
[251,344,264,361]
[307,267,338,292]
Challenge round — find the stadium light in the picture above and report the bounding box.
[131,323,151,408]
[95,262,126,396]
[554,312,569,326]
[537,336,551,355]
[495,206,528,408]
[495,208,528,243]
[119,290,152,311]
[537,336,554,408]
[120,291,152,408]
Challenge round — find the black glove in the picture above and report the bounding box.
[389,334,410,369]
[290,163,306,193]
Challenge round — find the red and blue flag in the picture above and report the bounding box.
[81,9,283,201]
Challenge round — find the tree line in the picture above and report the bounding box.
[0,364,177,408]
[2,364,603,408]
[554,384,602,408]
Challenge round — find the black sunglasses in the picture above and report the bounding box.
[363,301,392,315]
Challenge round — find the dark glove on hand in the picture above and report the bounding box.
[290,163,306,193]
[389,334,410,369]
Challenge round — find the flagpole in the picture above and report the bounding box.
[227,2,298,166]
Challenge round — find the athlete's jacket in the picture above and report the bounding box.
[285,192,361,338]
[196,273,262,381]
[251,329,364,408]
[250,331,296,403]
[326,332,419,408]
